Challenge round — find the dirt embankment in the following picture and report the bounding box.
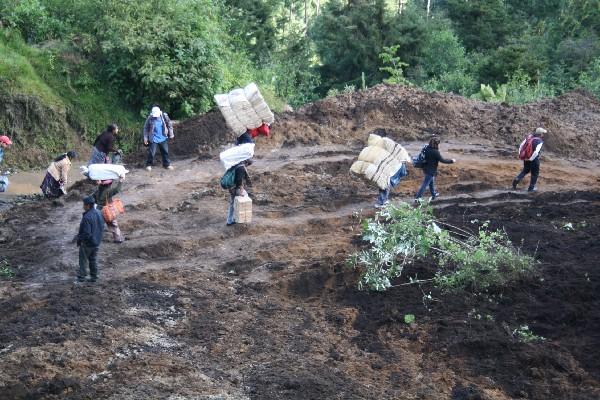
[0,94,86,169]
[174,85,600,161]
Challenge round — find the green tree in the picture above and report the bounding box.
[443,0,518,51]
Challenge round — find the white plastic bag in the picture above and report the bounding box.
[219,143,255,171]
[82,164,129,180]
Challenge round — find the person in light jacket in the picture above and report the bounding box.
[40,151,77,198]
[143,106,174,171]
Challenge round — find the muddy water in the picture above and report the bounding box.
[1,163,85,197]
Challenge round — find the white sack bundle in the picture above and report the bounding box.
[220,143,255,171]
[350,134,411,190]
[215,94,246,135]
[215,83,275,134]
[82,164,129,180]
[228,89,262,130]
[244,83,275,124]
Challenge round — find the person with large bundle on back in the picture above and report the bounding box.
[350,130,411,207]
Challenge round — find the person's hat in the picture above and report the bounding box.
[535,127,547,135]
[67,150,78,159]
[83,196,95,205]
[0,135,12,146]
[151,106,162,118]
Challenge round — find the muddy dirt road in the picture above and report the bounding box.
[2,85,600,399]
[1,138,600,400]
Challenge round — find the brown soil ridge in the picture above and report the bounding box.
[175,84,600,161]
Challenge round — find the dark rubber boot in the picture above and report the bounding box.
[512,179,518,190]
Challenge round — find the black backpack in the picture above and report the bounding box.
[412,145,428,168]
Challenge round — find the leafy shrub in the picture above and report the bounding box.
[379,45,411,85]
[0,259,15,279]
[423,70,477,95]
[347,202,536,292]
[471,83,507,102]
[505,70,556,104]
[578,57,600,99]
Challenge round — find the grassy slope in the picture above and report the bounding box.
[0,30,140,169]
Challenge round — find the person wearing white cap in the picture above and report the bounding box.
[512,127,546,192]
[143,105,174,171]
[0,135,13,166]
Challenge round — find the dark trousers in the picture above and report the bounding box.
[415,173,437,199]
[515,158,540,190]
[78,245,99,281]
[146,140,170,167]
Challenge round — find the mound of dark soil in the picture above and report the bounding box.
[174,85,600,160]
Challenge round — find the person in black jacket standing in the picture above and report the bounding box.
[76,196,105,283]
[415,137,455,200]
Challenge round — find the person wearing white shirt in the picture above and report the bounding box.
[512,127,545,192]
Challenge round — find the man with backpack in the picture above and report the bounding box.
[223,160,252,226]
[414,136,455,200]
[512,127,546,192]
[143,106,174,171]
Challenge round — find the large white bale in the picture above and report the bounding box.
[244,83,275,124]
[215,94,246,134]
[229,89,262,130]
[350,135,411,189]
[83,164,129,180]
[219,143,255,171]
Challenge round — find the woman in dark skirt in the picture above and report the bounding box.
[41,151,77,198]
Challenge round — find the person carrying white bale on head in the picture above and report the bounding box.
[143,105,174,171]
[214,82,274,146]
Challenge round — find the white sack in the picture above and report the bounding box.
[229,89,262,130]
[219,143,255,171]
[244,83,275,124]
[83,164,129,180]
[351,134,411,189]
[215,94,246,135]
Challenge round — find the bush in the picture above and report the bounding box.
[505,70,555,104]
[423,70,477,95]
[347,202,536,292]
[578,57,600,99]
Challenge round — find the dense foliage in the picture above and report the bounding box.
[347,202,536,292]
[1,0,599,151]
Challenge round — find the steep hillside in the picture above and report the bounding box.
[0,32,139,169]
